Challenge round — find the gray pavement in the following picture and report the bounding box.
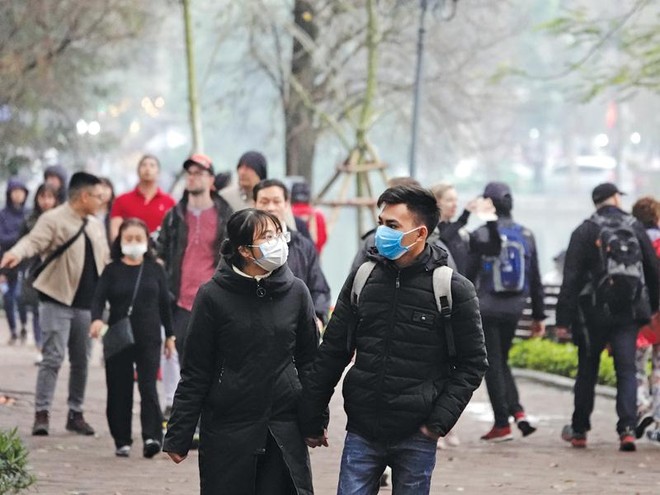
[1,327,659,494]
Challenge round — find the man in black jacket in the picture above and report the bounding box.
[467,181,546,442]
[300,185,488,495]
[253,179,331,325]
[556,183,659,452]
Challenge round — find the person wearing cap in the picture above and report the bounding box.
[466,181,546,443]
[220,150,268,212]
[157,153,233,361]
[43,164,69,205]
[109,155,176,241]
[556,182,659,452]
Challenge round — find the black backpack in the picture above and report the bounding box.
[589,213,644,313]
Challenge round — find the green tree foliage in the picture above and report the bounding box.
[538,0,660,101]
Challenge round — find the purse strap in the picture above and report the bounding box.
[127,263,145,317]
[32,218,88,280]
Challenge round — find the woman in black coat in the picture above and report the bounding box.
[164,208,319,495]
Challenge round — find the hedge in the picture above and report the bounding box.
[508,338,617,387]
[0,428,35,494]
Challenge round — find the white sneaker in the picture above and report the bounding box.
[115,445,131,457]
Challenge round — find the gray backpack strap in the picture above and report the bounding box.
[433,266,456,359]
[351,261,377,307]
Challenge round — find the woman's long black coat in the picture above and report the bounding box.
[163,260,319,495]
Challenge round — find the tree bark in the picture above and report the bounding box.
[285,0,318,182]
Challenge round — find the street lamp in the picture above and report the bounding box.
[409,0,459,178]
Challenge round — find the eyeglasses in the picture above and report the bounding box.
[247,231,290,247]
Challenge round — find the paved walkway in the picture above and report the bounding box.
[1,330,659,494]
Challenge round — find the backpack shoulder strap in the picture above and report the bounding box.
[433,266,456,359]
[351,261,377,307]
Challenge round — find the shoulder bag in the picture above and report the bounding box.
[103,263,144,361]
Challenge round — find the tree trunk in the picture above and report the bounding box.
[285,0,318,182]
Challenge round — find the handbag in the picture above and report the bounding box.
[102,263,144,361]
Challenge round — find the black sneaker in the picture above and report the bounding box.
[143,439,161,458]
[514,412,537,437]
[32,410,49,436]
[65,410,95,436]
[635,416,654,439]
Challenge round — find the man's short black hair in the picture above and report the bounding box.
[253,179,289,202]
[377,185,439,233]
[68,172,101,200]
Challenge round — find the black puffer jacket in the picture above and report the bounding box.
[300,244,488,442]
[163,260,319,495]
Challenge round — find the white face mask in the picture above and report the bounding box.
[252,236,289,272]
[121,242,148,260]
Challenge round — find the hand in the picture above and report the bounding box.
[304,429,329,448]
[89,319,105,339]
[465,198,478,213]
[419,425,440,440]
[167,452,187,464]
[555,326,570,341]
[164,337,176,359]
[0,252,19,269]
[530,320,546,338]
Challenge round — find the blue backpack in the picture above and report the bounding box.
[481,224,529,294]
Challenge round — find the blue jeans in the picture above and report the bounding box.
[337,431,437,495]
[572,322,638,434]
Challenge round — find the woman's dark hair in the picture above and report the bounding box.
[377,185,440,234]
[632,196,659,228]
[33,183,61,215]
[220,209,282,269]
[99,177,115,204]
[110,218,154,261]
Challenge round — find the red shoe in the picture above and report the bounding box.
[480,425,513,442]
[561,424,587,448]
[619,429,636,452]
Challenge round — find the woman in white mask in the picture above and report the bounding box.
[163,208,319,495]
[90,218,175,458]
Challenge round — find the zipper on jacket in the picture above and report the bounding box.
[377,270,401,429]
[218,365,225,384]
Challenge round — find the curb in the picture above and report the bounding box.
[512,367,616,399]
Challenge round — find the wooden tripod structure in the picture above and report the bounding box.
[314,143,389,238]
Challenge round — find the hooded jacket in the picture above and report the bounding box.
[299,244,488,442]
[163,260,318,495]
[43,165,68,204]
[0,178,29,254]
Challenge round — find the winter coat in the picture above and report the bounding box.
[299,244,488,442]
[163,260,319,495]
[437,210,502,275]
[287,231,331,323]
[556,205,660,331]
[466,215,546,321]
[156,194,233,300]
[0,178,29,254]
[43,165,68,204]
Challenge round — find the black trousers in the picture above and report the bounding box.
[105,343,163,448]
[483,315,524,427]
[572,322,638,434]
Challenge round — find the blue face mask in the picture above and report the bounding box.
[374,225,421,260]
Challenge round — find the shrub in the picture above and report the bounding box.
[0,428,35,494]
[509,338,616,387]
